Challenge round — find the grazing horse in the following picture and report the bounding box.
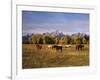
[36,44,42,50]
[76,44,84,50]
[52,45,62,52]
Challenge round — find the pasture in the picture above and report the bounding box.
[22,44,89,69]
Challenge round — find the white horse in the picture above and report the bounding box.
[65,44,72,48]
[47,45,52,49]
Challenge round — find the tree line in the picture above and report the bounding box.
[22,32,89,45]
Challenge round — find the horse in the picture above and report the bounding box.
[36,44,42,50]
[65,44,72,48]
[52,45,62,52]
[76,44,84,50]
[47,45,52,49]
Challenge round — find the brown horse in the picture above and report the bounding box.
[36,44,42,50]
[76,44,84,50]
[52,45,62,52]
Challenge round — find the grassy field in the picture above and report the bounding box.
[22,44,89,69]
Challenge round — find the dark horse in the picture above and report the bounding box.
[76,44,84,50]
[36,44,42,50]
[52,45,62,52]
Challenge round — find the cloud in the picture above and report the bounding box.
[22,19,89,35]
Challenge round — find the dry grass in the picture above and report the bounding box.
[22,44,89,69]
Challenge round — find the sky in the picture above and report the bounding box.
[22,11,89,36]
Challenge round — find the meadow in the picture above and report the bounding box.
[22,44,89,69]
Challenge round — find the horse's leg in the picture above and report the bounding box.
[78,46,79,50]
[55,48,57,52]
[76,46,77,50]
[61,47,62,52]
[81,47,82,50]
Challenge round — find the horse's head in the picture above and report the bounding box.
[52,45,57,48]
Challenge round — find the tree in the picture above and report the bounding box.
[22,35,30,44]
[23,32,89,45]
[29,34,43,44]
[84,34,89,44]
[39,38,43,44]
[59,37,64,44]
[44,36,55,44]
